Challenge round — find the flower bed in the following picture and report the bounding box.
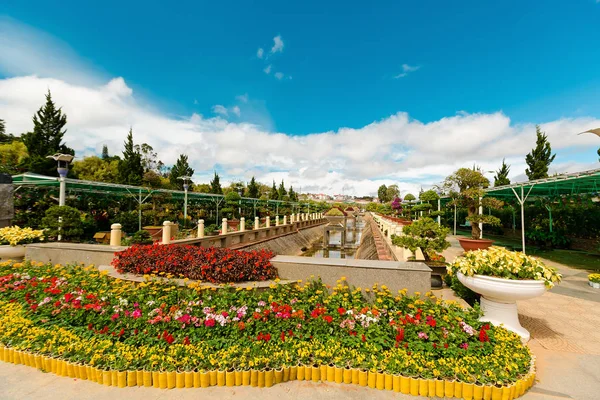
[0,226,45,246]
[0,260,534,395]
[112,244,276,283]
[448,246,562,288]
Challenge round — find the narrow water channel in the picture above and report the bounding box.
[301,217,366,259]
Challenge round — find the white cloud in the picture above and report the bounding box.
[231,105,241,117]
[256,48,264,59]
[212,104,228,116]
[394,64,421,79]
[1,75,598,197]
[235,93,249,103]
[264,64,272,74]
[271,35,284,53]
[274,72,284,80]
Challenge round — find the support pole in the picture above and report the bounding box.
[545,205,553,233]
[453,204,457,236]
[138,190,142,232]
[183,187,188,228]
[521,187,526,253]
[59,177,66,206]
[58,216,63,242]
[437,198,441,226]
[478,196,483,239]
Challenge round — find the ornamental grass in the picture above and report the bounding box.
[0,260,531,386]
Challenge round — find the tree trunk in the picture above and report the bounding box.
[468,207,480,239]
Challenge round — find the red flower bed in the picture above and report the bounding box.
[112,244,277,283]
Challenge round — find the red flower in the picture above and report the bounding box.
[426,316,436,327]
[87,323,93,330]
[479,327,489,342]
[183,336,190,345]
[280,332,285,342]
[395,328,405,342]
[444,343,449,349]
[361,334,366,343]
[323,315,333,324]
[337,307,346,315]
[205,318,215,327]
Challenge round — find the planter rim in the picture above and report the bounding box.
[457,237,493,243]
[457,271,545,287]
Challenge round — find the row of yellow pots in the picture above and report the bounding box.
[0,346,535,399]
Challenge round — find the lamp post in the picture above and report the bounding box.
[177,175,191,228]
[46,153,74,206]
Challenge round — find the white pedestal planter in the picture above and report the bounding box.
[589,281,600,289]
[0,245,26,261]
[457,272,546,343]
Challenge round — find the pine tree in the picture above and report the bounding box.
[118,128,143,185]
[209,171,223,194]
[289,186,297,202]
[278,180,287,199]
[525,125,556,180]
[101,145,109,161]
[247,177,260,198]
[270,180,279,200]
[494,159,511,186]
[21,90,74,175]
[169,154,195,190]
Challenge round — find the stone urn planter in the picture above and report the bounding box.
[457,237,493,252]
[0,245,26,261]
[324,215,345,226]
[457,272,546,342]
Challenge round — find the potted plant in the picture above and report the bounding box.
[447,246,561,342]
[589,274,600,289]
[391,217,450,288]
[0,225,45,260]
[324,208,346,225]
[442,168,503,251]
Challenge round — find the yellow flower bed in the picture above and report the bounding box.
[0,226,45,247]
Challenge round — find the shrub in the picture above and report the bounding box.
[112,244,277,283]
[41,206,84,241]
[392,218,450,261]
[325,208,344,216]
[130,230,153,245]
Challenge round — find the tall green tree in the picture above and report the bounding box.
[278,180,287,199]
[494,159,511,186]
[209,171,223,194]
[288,186,297,202]
[101,145,109,161]
[386,184,400,201]
[377,184,388,203]
[247,177,260,198]
[270,180,279,200]
[0,119,18,144]
[20,90,74,175]
[118,128,144,185]
[525,125,556,180]
[169,154,195,190]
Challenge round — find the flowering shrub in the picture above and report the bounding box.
[448,246,562,288]
[0,261,532,385]
[589,274,600,284]
[112,244,276,283]
[0,226,44,247]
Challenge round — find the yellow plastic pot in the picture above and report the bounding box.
[392,375,401,392]
[234,370,243,386]
[6,348,14,364]
[492,386,502,400]
[111,370,118,386]
[455,381,463,398]
[143,371,153,387]
[410,377,419,396]
[265,369,274,387]
[290,366,298,381]
[311,365,320,382]
[352,368,360,385]
[103,370,112,387]
[400,376,410,394]
[515,379,523,396]
[200,371,211,388]
[505,385,514,400]
[136,370,143,386]
[225,370,235,387]
[193,370,201,388]
[358,370,368,386]
[320,365,327,381]
[463,382,474,400]
[384,373,393,391]
[484,385,493,400]
[343,367,352,384]
[13,350,21,365]
[152,371,160,388]
[0,347,4,362]
[473,384,484,400]
[185,371,194,388]
[242,370,251,386]
[257,370,266,387]
[283,367,290,382]
[250,369,258,386]
[445,380,455,397]
[50,358,58,374]
[117,371,127,388]
[28,353,35,367]
[274,368,283,384]
[96,368,104,385]
[428,379,436,396]
[338,367,348,385]
[62,361,69,377]
[209,370,217,386]
[326,365,335,382]
[34,355,43,370]
[435,379,445,397]
[85,366,94,382]
[367,371,376,388]
[176,371,185,388]
[217,370,226,387]
[297,365,305,381]
[419,378,428,396]
[159,371,168,389]
[79,365,88,380]
[167,371,176,389]
[376,371,385,390]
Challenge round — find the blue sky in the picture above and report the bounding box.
[0,1,599,195]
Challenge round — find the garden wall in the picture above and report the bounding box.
[25,242,128,266]
[272,255,431,294]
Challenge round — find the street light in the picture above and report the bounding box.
[46,153,74,206]
[177,175,191,228]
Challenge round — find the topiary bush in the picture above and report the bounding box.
[41,206,84,241]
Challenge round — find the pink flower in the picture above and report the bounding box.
[132,309,142,319]
[111,313,119,321]
[418,331,428,340]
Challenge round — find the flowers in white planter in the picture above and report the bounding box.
[0,226,45,247]
[447,246,562,288]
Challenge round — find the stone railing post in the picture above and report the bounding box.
[110,223,122,246]
[283,215,287,225]
[197,219,204,238]
[255,216,259,230]
[162,221,171,244]
[266,216,271,228]
[275,216,280,226]
[291,213,295,223]
[240,217,245,232]
[222,218,228,235]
